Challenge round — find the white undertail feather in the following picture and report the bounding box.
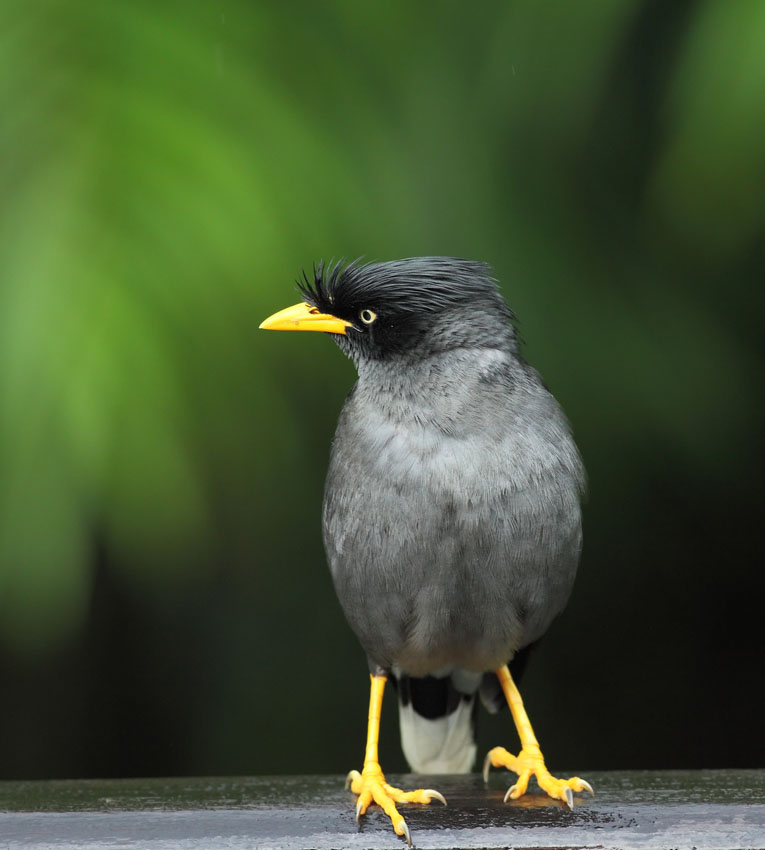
[398,697,476,773]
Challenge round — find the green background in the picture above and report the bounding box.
[1,0,762,779]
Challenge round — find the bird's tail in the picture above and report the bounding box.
[394,649,536,773]
[395,672,481,773]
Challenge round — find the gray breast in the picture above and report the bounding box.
[322,349,584,677]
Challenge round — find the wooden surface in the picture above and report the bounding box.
[1,770,764,849]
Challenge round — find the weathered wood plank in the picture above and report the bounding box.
[1,770,763,849]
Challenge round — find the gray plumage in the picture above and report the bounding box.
[304,257,585,772]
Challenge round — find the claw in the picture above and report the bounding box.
[563,786,574,810]
[355,796,364,822]
[424,789,447,806]
[482,751,492,783]
[346,769,360,790]
[503,783,517,803]
[400,818,412,847]
[579,779,594,796]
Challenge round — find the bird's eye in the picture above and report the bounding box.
[360,309,377,325]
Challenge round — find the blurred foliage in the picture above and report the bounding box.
[0,0,763,779]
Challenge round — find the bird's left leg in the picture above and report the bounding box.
[346,672,446,846]
[483,664,593,808]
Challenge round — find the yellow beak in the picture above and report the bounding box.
[259,301,351,335]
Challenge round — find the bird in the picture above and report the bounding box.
[260,257,592,845]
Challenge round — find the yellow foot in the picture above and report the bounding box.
[346,764,446,846]
[483,745,593,809]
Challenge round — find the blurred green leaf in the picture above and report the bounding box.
[649,0,765,255]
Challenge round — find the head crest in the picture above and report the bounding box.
[297,257,508,319]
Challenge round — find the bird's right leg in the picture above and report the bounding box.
[346,672,446,846]
[483,664,593,807]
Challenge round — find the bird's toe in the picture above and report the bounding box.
[487,745,593,808]
[348,763,445,845]
[346,769,362,791]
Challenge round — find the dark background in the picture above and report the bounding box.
[1,1,763,781]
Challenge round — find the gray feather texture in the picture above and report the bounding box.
[316,258,585,769]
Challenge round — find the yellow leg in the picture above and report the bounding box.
[483,664,593,808]
[346,673,446,845]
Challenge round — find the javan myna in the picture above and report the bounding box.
[260,257,591,844]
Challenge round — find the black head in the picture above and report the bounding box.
[297,257,517,363]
